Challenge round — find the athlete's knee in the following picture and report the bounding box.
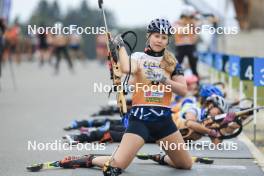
[180,160,192,170]
[175,158,192,170]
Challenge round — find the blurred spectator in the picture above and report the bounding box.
[95,34,107,63]
[69,32,84,60]
[3,20,21,63]
[173,5,199,77]
[0,18,6,77]
[37,24,49,66]
[53,22,73,74]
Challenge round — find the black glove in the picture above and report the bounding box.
[112,34,125,49]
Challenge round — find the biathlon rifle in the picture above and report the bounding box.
[203,106,264,140]
[98,0,137,117]
[208,106,264,122]
[180,106,264,141]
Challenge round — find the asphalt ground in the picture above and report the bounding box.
[0,60,263,176]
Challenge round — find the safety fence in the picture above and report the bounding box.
[198,52,264,144]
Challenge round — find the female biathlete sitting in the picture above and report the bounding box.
[60,18,193,175]
[102,17,192,174]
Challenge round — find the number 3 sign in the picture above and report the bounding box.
[254,58,264,87]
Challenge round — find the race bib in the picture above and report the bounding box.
[144,91,164,103]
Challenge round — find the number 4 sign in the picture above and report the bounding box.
[240,57,254,81]
[254,58,264,87]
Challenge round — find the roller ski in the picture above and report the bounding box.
[136,153,214,164]
[26,155,95,172]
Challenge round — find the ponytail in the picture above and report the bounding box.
[160,50,177,74]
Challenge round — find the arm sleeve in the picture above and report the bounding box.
[131,52,142,61]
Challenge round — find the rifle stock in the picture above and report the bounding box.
[98,0,127,117]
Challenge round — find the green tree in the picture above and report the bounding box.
[29,0,50,26]
[49,1,61,22]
